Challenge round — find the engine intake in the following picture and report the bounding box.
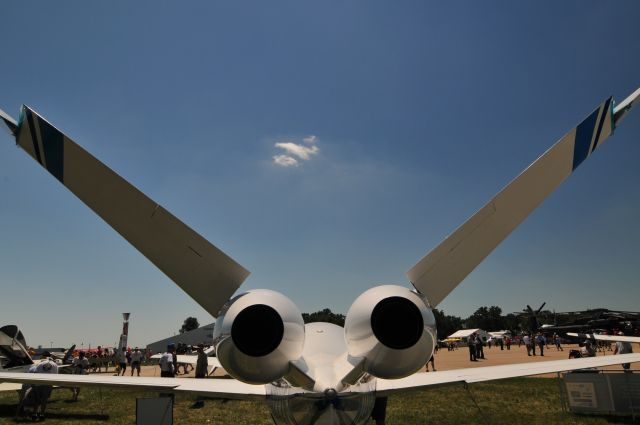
[344,285,436,379]
[232,304,284,357]
[213,289,304,384]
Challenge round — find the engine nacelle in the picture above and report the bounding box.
[212,289,305,384]
[344,285,436,379]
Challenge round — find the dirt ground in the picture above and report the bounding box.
[423,342,639,377]
[95,341,639,380]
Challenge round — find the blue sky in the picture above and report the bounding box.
[1,1,639,348]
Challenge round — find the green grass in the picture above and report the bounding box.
[0,379,633,424]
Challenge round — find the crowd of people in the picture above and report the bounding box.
[457,330,635,367]
[12,331,635,421]
[14,339,217,420]
[86,346,152,375]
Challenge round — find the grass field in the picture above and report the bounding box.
[0,378,633,424]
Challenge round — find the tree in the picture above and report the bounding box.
[179,317,199,334]
[433,309,463,339]
[465,306,504,331]
[503,313,520,333]
[302,309,345,327]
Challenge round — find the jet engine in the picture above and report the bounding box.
[344,285,436,379]
[213,289,305,384]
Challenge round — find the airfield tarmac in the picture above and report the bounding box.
[421,342,639,376]
[114,342,639,380]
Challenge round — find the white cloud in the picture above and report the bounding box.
[274,142,319,160]
[273,154,299,167]
[271,136,320,167]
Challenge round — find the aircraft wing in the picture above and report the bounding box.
[375,353,640,395]
[150,353,222,368]
[567,332,640,343]
[407,88,640,307]
[0,373,265,400]
[178,354,221,369]
[1,106,250,317]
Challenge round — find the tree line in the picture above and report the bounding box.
[301,306,553,338]
[180,305,556,339]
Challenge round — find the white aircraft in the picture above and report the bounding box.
[567,332,640,344]
[150,347,222,375]
[0,325,72,392]
[1,87,640,424]
[0,325,34,392]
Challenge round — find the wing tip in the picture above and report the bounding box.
[0,107,18,136]
[614,86,640,127]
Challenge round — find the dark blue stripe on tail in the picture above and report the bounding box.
[35,115,65,183]
[572,107,600,171]
[25,109,43,165]
[590,97,612,153]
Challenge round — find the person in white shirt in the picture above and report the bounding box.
[130,348,143,376]
[522,334,531,356]
[71,351,90,401]
[159,344,175,378]
[17,352,58,421]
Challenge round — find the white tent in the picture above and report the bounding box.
[447,328,488,343]
[488,330,511,339]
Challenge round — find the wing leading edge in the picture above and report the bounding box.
[4,354,636,399]
[3,106,249,317]
[0,373,265,400]
[150,353,222,368]
[375,353,640,395]
[408,88,640,307]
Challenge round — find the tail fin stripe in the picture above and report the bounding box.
[591,97,612,154]
[37,114,65,183]
[572,106,600,170]
[25,109,43,165]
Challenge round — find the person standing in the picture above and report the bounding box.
[95,346,103,372]
[191,345,208,408]
[475,335,485,359]
[71,351,89,401]
[17,352,59,421]
[554,334,563,351]
[614,332,633,372]
[160,344,176,377]
[468,334,477,361]
[536,333,546,356]
[116,347,128,376]
[523,334,531,356]
[130,347,143,377]
[425,354,436,372]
